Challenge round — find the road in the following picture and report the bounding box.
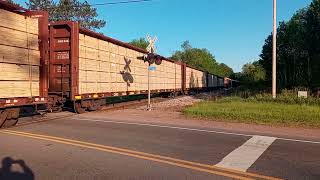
[0,111,319,180]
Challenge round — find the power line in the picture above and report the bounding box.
[92,0,153,6]
[40,0,153,9]
[36,0,153,10]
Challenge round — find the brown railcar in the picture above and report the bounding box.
[0,4,231,127]
[0,1,48,127]
[48,21,186,112]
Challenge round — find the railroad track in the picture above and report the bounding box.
[3,96,173,129]
[101,97,171,111]
[9,113,76,129]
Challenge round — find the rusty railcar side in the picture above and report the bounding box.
[0,1,49,127]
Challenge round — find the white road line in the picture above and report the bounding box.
[72,118,320,145]
[216,136,276,172]
[73,118,253,137]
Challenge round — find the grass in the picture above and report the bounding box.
[183,97,320,128]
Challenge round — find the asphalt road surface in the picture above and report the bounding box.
[0,112,319,180]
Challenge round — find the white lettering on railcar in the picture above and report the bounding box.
[57,39,70,43]
[56,52,69,60]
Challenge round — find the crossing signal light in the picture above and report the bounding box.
[138,53,164,65]
[147,53,155,64]
[155,55,162,65]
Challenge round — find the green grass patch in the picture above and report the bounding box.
[183,98,320,128]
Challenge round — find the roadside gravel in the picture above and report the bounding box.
[137,95,204,111]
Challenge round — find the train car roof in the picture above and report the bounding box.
[0,0,27,13]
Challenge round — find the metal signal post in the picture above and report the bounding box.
[146,35,158,111]
[147,62,151,111]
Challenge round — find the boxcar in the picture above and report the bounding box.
[0,1,48,127]
[48,21,184,112]
[207,73,218,90]
[217,77,224,88]
[224,77,240,88]
[185,66,207,90]
[0,2,236,127]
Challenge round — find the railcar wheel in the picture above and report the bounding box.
[89,103,102,111]
[89,100,103,111]
[2,119,18,128]
[0,110,8,128]
[0,108,19,128]
[96,104,103,111]
[74,102,86,114]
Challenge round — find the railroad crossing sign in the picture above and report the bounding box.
[146,35,157,53]
[146,35,158,111]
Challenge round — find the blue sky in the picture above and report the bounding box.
[16,0,312,72]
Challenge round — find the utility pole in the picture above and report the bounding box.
[272,0,277,98]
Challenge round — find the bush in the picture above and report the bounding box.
[229,88,320,106]
[246,89,320,106]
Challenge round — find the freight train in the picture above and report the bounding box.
[0,1,238,127]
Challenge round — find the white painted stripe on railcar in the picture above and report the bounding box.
[215,136,276,172]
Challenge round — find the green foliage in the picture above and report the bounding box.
[184,97,320,128]
[128,38,149,50]
[231,88,320,105]
[247,90,320,106]
[26,0,106,30]
[259,0,320,90]
[171,41,233,77]
[230,61,266,89]
[241,62,266,82]
[219,63,234,78]
[5,0,21,6]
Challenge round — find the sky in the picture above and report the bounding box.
[16,0,312,72]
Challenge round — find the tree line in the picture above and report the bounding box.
[170,41,233,77]
[129,39,234,77]
[238,0,320,90]
[8,0,105,29]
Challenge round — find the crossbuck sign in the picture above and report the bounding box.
[146,35,157,111]
[146,35,157,53]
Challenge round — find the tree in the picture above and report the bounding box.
[26,0,56,20]
[219,63,234,77]
[5,0,21,6]
[305,0,320,88]
[258,0,320,90]
[181,40,192,51]
[171,41,233,77]
[231,62,266,89]
[26,0,106,30]
[242,62,266,82]
[128,38,149,50]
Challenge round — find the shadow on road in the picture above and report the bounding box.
[0,157,34,180]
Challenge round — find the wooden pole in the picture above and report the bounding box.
[272,0,277,98]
